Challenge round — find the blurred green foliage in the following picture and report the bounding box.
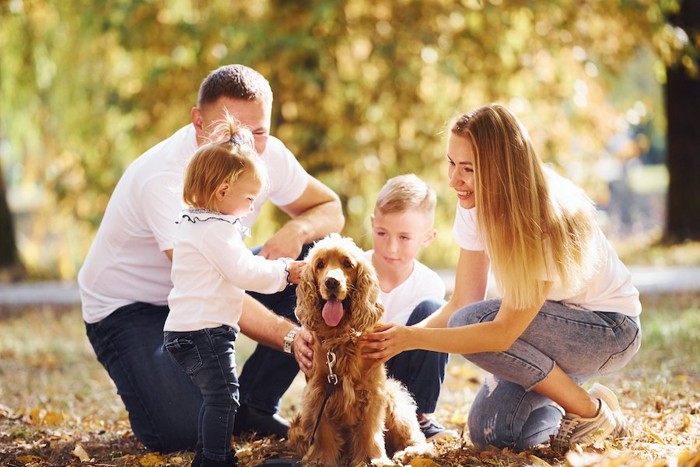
[0,0,678,278]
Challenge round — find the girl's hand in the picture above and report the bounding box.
[286,261,305,285]
[360,322,411,364]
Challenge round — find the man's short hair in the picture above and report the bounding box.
[198,64,273,108]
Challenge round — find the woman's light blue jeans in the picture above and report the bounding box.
[447,299,641,451]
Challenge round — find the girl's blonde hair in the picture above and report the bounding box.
[451,104,598,309]
[183,115,267,212]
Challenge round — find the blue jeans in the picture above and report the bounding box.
[164,326,239,462]
[385,299,449,414]
[86,302,201,452]
[84,246,308,452]
[238,243,313,414]
[448,299,641,451]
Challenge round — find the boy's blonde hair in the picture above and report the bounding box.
[183,116,267,212]
[450,104,598,309]
[375,174,437,224]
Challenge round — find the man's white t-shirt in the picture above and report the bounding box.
[452,205,641,317]
[78,124,308,323]
[364,250,446,326]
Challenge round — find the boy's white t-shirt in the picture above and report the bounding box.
[364,250,446,326]
[452,205,641,317]
[78,124,308,324]
[164,210,288,332]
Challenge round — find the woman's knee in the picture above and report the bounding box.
[448,299,501,328]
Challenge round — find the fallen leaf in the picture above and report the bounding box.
[679,413,692,432]
[16,454,45,463]
[43,410,65,425]
[72,443,91,462]
[528,453,553,466]
[644,423,667,444]
[409,457,440,467]
[139,452,166,466]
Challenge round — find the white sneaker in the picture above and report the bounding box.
[552,384,628,451]
[589,383,628,437]
[417,414,458,441]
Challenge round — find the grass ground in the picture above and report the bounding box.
[0,291,698,466]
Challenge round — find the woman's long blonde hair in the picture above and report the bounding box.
[451,104,598,309]
[183,115,267,212]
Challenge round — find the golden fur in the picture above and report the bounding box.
[288,234,425,465]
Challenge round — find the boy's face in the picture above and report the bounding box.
[370,209,436,271]
[193,97,271,155]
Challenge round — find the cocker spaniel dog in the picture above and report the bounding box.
[288,234,425,466]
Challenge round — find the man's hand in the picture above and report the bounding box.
[260,176,344,260]
[259,226,305,260]
[293,327,314,376]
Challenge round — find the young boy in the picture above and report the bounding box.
[367,174,457,440]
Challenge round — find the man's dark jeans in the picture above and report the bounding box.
[84,245,308,452]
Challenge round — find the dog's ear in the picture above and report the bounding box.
[295,250,321,327]
[351,258,383,331]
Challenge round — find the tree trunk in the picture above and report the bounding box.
[664,0,700,242]
[0,163,26,281]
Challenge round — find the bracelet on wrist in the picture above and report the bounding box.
[283,326,301,355]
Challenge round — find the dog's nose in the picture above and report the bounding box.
[324,276,339,290]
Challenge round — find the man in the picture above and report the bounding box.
[78,64,344,453]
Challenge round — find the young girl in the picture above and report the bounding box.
[163,118,303,467]
[361,104,641,452]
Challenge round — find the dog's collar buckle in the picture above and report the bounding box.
[326,350,338,385]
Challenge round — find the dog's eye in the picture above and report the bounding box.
[343,259,353,268]
[315,260,325,269]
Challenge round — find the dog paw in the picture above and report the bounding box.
[369,456,394,466]
[392,442,437,464]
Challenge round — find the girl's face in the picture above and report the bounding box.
[216,171,263,217]
[447,134,476,209]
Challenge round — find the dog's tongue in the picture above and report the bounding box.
[322,298,343,327]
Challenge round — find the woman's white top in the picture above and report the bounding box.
[453,205,641,317]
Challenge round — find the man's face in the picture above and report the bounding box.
[194,97,271,155]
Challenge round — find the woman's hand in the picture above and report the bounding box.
[360,323,412,364]
[293,327,314,376]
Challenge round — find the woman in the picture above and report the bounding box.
[361,104,641,452]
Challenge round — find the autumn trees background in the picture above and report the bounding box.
[1,0,697,279]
